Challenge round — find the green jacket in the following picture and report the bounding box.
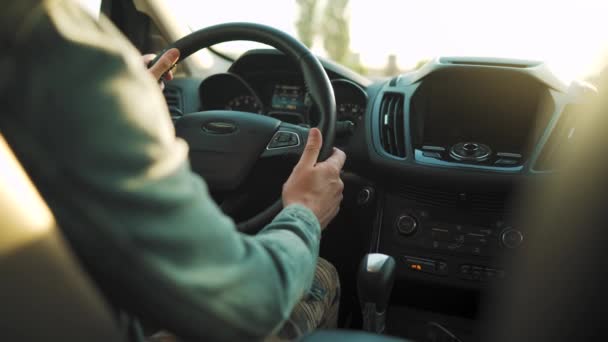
[1,1,321,340]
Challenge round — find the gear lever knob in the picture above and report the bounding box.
[357,253,396,333]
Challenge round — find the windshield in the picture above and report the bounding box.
[172,0,607,83]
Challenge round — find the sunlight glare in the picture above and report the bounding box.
[172,0,608,83]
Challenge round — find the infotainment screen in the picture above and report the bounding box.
[271,84,308,113]
[410,70,551,156]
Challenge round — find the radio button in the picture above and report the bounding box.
[403,256,435,274]
[460,264,471,277]
[430,228,451,241]
[501,229,524,249]
[464,233,490,246]
[396,214,418,236]
[471,266,484,281]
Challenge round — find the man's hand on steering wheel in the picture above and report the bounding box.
[283,128,346,229]
[147,23,338,232]
[143,48,180,89]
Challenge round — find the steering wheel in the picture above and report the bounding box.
[151,23,336,233]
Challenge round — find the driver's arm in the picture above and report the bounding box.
[4,2,339,341]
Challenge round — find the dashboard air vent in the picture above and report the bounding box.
[163,86,183,120]
[378,92,406,158]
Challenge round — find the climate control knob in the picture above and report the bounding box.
[501,229,524,249]
[396,215,418,236]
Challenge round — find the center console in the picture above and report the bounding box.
[376,185,521,288]
[363,58,572,290]
[371,67,558,288]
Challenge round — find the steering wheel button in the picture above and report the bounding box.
[267,131,301,149]
[430,228,451,242]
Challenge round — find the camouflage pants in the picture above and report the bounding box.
[269,258,341,341]
[148,258,340,342]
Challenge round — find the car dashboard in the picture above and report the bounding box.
[197,50,367,130]
[163,50,587,292]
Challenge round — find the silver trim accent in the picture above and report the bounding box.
[366,253,390,272]
[266,131,301,150]
[501,229,524,249]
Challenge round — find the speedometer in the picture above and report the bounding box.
[337,103,365,123]
[331,79,368,128]
[225,95,263,114]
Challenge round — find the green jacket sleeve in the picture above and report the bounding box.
[5,1,321,340]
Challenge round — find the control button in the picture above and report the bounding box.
[404,256,436,274]
[475,227,496,237]
[431,228,451,242]
[422,151,442,159]
[471,266,483,281]
[497,152,522,159]
[356,187,374,206]
[428,240,449,251]
[464,233,489,246]
[484,268,497,280]
[460,264,471,277]
[501,229,524,249]
[422,145,446,152]
[470,245,496,257]
[452,233,466,244]
[395,215,418,236]
[437,261,449,275]
[416,209,430,220]
[495,158,519,166]
[454,224,469,234]
[446,242,464,252]
[459,265,505,282]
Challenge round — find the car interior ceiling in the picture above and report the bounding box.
[3,0,608,341]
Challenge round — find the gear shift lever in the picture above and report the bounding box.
[357,253,396,333]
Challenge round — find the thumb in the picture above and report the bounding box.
[298,128,323,167]
[148,48,180,81]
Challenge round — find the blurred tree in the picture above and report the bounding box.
[296,0,318,48]
[295,0,365,74]
[384,54,399,76]
[321,0,350,64]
